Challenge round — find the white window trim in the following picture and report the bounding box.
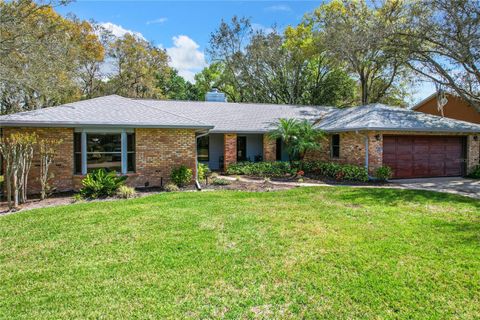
[78,128,132,175]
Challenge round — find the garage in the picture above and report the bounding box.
[383,135,466,179]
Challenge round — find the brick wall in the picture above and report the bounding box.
[305,133,366,167]
[2,127,75,194]
[129,128,197,188]
[2,127,198,195]
[305,131,480,175]
[263,134,276,161]
[224,133,237,170]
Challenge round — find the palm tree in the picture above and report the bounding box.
[269,118,324,162]
[268,118,300,161]
[293,120,324,161]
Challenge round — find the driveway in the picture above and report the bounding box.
[390,177,480,199]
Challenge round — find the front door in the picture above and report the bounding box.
[237,136,247,161]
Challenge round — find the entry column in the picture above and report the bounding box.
[224,133,237,171]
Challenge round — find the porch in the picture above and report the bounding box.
[197,133,289,171]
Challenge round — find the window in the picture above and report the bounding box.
[74,130,135,175]
[86,133,122,173]
[197,135,209,162]
[331,134,340,158]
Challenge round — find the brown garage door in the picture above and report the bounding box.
[383,135,465,178]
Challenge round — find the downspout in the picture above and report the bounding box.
[195,131,210,190]
[357,130,372,180]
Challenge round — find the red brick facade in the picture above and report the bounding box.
[2,127,198,195]
[263,134,276,161]
[223,133,237,170]
[129,128,197,188]
[306,131,480,175]
[2,127,479,196]
[2,127,75,194]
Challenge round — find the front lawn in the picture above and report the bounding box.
[0,187,479,319]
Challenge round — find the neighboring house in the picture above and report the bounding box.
[0,94,479,195]
[413,93,480,124]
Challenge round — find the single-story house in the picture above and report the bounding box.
[0,94,479,194]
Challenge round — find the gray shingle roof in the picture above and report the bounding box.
[317,104,480,133]
[0,96,479,134]
[136,99,331,133]
[0,95,212,129]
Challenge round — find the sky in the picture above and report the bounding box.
[56,0,435,104]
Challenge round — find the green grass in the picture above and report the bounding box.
[0,187,479,319]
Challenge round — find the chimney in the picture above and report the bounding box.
[205,88,227,102]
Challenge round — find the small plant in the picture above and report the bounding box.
[298,178,304,183]
[210,172,219,179]
[116,185,137,199]
[72,193,83,203]
[212,178,231,186]
[79,169,127,199]
[164,183,180,192]
[467,165,480,179]
[171,165,193,187]
[198,163,211,181]
[374,166,393,181]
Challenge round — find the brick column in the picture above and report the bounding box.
[263,134,276,162]
[367,132,383,174]
[467,134,480,174]
[224,133,237,171]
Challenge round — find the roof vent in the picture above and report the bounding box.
[205,88,227,102]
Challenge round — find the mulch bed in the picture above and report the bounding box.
[0,180,296,214]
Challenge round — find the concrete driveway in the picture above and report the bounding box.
[390,177,480,199]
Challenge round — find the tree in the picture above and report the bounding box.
[269,119,324,162]
[207,16,356,106]
[157,69,199,100]
[107,34,170,99]
[38,138,63,200]
[194,62,240,102]
[0,0,104,113]
[0,132,37,209]
[396,0,480,111]
[309,0,412,105]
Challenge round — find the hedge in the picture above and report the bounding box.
[226,161,369,182]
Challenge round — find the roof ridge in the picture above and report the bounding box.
[128,98,211,126]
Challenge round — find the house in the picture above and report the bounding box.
[0,94,479,194]
[413,93,480,124]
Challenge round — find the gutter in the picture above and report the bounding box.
[194,131,210,190]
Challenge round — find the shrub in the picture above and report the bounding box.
[212,178,231,185]
[198,163,210,181]
[164,183,180,192]
[116,185,137,199]
[374,166,393,181]
[171,165,193,187]
[301,160,368,182]
[226,161,295,177]
[79,169,127,199]
[467,165,480,179]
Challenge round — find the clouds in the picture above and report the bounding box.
[146,17,168,25]
[166,35,207,82]
[99,22,146,41]
[265,4,291,12]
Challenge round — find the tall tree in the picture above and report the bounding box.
[396,0,480,111]
[0,0,104,113]
[107,34,170,99]
[309,0,412,105]
[157,69,199,101]
[207,16,355,106]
